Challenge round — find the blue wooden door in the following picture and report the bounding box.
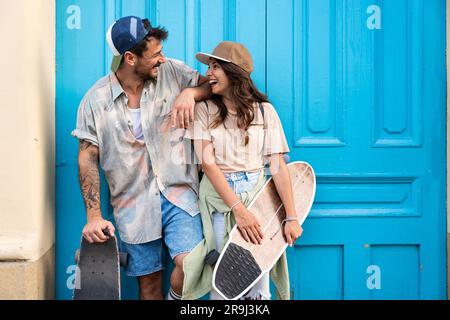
[56,0,447,299]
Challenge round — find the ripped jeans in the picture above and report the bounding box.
[209,170,271,300]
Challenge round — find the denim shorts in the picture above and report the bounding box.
[121,193,203,277]
[212,170,262,250]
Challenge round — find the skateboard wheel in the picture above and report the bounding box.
[75,249,80,263]
[205,250,220,266]
[119,252,128,267]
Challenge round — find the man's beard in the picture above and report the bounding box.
[135,63,161,82]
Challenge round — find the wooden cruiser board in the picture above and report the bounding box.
[212,161,316,300]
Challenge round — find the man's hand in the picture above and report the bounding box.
[171,78,212,128]
[171,88,195,128]
[82,216,116,243]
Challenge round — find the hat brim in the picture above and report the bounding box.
[111,55,123,72]
[195,52,231,66]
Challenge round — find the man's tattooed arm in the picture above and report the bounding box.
[78,140,101,219]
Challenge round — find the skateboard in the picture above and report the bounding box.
[212,161,316,300]
[73,229,128,300]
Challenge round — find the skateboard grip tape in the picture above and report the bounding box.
[215,243,262,299]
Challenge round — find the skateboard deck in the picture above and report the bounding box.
[73,232,121,300]
[212,161,316,300]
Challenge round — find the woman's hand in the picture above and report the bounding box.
[232,204,264,245]
[284,220,303,247]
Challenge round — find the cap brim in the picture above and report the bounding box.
[195,52,231,66]
[111,55,123,72]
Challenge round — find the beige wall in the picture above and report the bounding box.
[0,246,54,299]
[0,0,55,298]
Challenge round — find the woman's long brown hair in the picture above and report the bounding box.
[210,59,269,145]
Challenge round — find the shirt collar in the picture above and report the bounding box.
[109,72,125,102]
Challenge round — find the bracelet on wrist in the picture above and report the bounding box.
[230,200,242,211]
[270,216,299,240]
[282,216,298,224]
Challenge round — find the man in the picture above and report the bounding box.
[72,16,210,300]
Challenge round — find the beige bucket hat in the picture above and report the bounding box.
[196,41,254,74]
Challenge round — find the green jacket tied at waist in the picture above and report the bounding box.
[182,171,290,300]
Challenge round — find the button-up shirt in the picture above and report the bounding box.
[72,58,200,244]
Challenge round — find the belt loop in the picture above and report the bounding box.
[244,171,250,181]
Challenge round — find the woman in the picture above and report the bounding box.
[188,41,302,300]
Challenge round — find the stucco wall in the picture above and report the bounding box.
[0,246,55,299]
[0,0,55,299]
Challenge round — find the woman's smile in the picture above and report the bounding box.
[206,60,230,96]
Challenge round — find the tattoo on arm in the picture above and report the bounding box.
[78,141,101,214]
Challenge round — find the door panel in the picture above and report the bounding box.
[56,0,446,299]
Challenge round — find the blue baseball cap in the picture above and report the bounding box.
[107,16,152,72]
